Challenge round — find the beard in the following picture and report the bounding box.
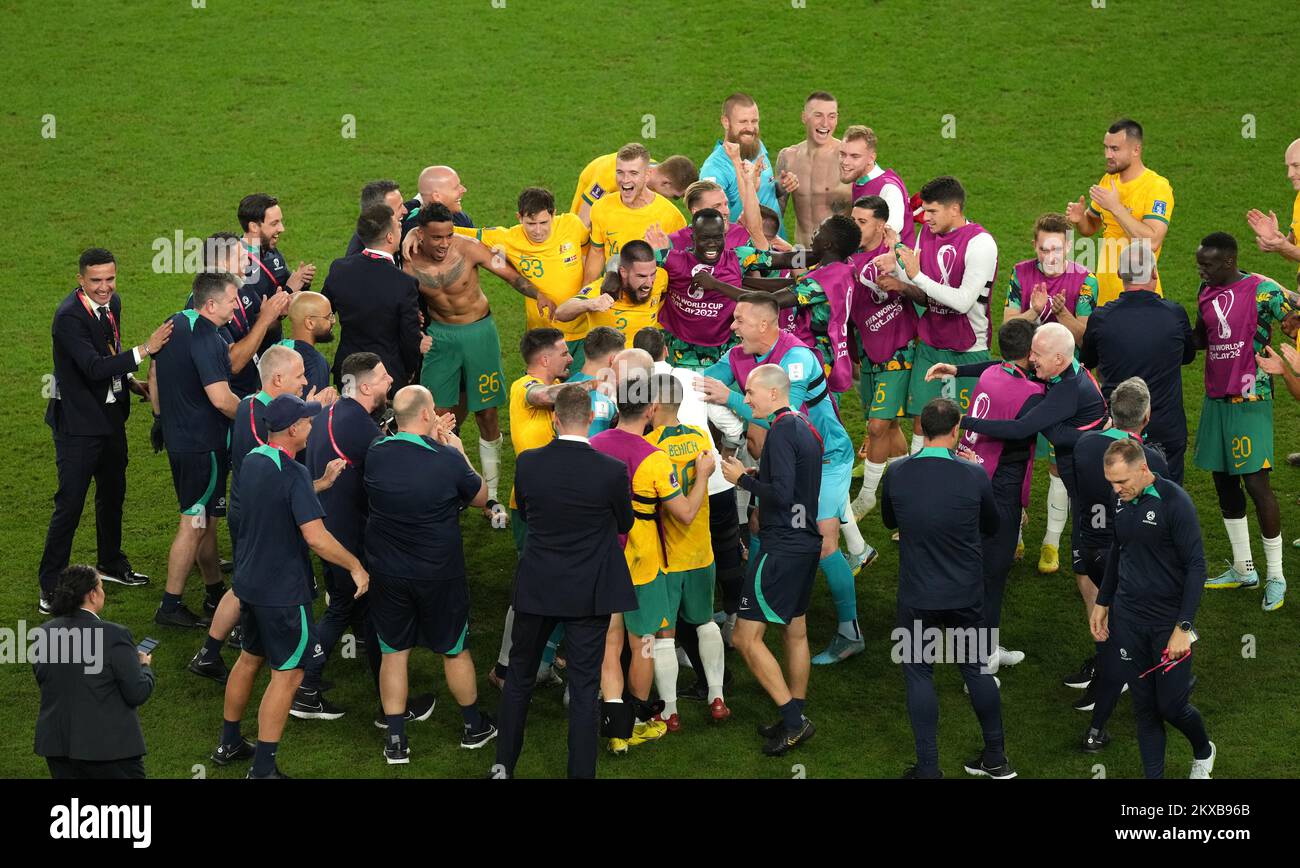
[314,326,335,344]
[727,130,761,161]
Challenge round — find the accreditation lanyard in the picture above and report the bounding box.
[327,404,352,466]
[773,408,824,454]
[1139,647,1192,678]
[78,291,119,353]
[247,395,268,447]
[246,246,284,289]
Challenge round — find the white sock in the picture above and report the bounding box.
[496,605,515,668]
[1262,534,1284,580]
[653,638,678,718]
[697,621,726,702]
[839,493,866,557]
[478,436,502,502]
[1224,516,1253,573]
[838,619,861,641]
[861,459,886,502]
[910,433,924,455]
[1044,474,1069,546]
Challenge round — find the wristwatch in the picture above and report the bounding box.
[1177,620,1193,632]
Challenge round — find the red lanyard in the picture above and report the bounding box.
[327,404,352,466]
[78,291,119,352]
[1139,647,1191,678]
[246,248,283,288]
[271,442,296,460]
[774,408,824,453]
[362,249,393,263]
[247,395,267,447]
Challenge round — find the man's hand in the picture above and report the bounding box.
[1246,208,1284,242]
[778,169,799,194]
[535,293,558,321]
[1281,342,1300,371]
[1089,603,1109,642]
[1166,627,1192,660]
[351,565,370,598]
[720,455,748,485]
[315,457,347,491]
[306,385,339,406]
[875,274,908,294]
[1065,195,1089,224]
[925,362,957,382]
[1089,180,1122,215]
[432,411,457,439]
[695,450,718,482]
[287,262,316,291]
[694,374,732,405]
[128,377,150,400]
[1050,292,1068,318]
[401,228,422,262]
[955,444,979,463]
[588,292,615,313]
[896,245,920,280]
[769,234,794,253]
[723,139,741,162]
[870,251,896,274]
[644,222,671,251]
[150,415,165,453]
[1029,283,1049,315]
[420,334,433,354]
[1256,345,1285,376]
[259,289,291,322]
[145,319,173,356]
[138,652,153,666]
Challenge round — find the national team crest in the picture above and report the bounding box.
[1151,200,1168,217]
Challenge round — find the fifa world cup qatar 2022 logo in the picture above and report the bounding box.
[1211,290,1234,340]
[963,392,991,446]
[687,263,714,299]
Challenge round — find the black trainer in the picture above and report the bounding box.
[189,649,228,684]
[219,558,233,574]
[38,596,52,615]
[461,713,498,750]
[963,754,1018,779]
[1082,727,1111,753]
[374,693,436,729]
[762,717,815,756]
[383,737,410,765]
[901,765,944,779]
[98,564,149,587]
[756,718,784,739]
[211,738,255,766]
[1063,656,1095,689]
[289,687,345,720]
[203,589,226,618]
[154,603,210,629]
[1072,683,1097,712]
[227,625,243,650]
[246,765,291,779]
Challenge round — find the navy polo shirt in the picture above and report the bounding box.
[1098,476,1205,627]
[277,339,330,397]
[232,445,325,607]
[187,285,262,397]
[227,391,270,539]
[242,245,293,348]
[881,447,999,610]
[363,433,481,580]
[304,397,380,548]
[1071,428,1170,551]
[155,309,232,452]
[734,409,823,555]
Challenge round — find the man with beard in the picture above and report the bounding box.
[404,202,557,524]
[645,209,774,370]
[840,126,915,246]
[279,292,335,397]
[775,92,851,247]
[237,193,315,347]
[570,150,697,229]
[700,93,790,235]
[1066,119,1174,305]
[1192,232,1299,612]
[557,241,665,346]
[583,143,686,283]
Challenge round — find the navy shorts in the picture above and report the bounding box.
[239,602,324,671]
[738,549,817,625]
[371,572,470,655]
[168,448,228,519]
[1078,546,1109,589]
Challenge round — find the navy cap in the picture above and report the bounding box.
[265,394,322,431]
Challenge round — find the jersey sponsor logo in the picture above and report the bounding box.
[1144,510,1157,525]
[1119,647,1130,661]
[1151,200,1168,216]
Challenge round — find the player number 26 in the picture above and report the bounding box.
[479,372,501,397]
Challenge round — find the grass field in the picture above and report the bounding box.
[2,0,1298,779]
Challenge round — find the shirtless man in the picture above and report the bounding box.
[775,92,851,247]
[403,202,557,523]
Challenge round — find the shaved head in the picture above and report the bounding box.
[288,290,329,325]
[1029,322,1076,380]
[392,384,434,430]
[614,347,654,379]
[749,363,789,394]
[418,165,465,212]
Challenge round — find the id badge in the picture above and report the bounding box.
[111,376,124,394]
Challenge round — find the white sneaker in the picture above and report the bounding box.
[985,647,1001,675]
[1189,741,1216,779]
[996,646,1025,667]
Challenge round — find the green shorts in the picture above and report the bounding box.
[1193,397,1274,475]
[661,564,716,629]
[623,575,671,637]
[906,342,989,416]
[565,338,586,374]
[510,507,528,558]
[1035,433,1056,464]
[859,362,913,421]
[666,333,736,370]
[420,314,506,412]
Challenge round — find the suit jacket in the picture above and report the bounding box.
[322,253,422,387]
[45,290,140,437]
[33,609,153,761]
[513,439,635,617]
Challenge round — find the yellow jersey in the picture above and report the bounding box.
[1291,191,1300,281]
[572,277,666,346]
[589,192,687,260]
[508,373,555,508]
[456,215,590,339]
[570,152,659,214]
[625,448,681,586]
[1089,167,1175,304]
[647,424,714,571]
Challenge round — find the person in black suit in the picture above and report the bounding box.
[38,249,172,612]
[493,384,635,779]
[33,564,155,779]
[344,179,410,257]
[324,203,429,394]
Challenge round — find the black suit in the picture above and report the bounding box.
[322,252,422,391]
[495,438,634,779]
[33,609,154,778]
[39,290,142,593]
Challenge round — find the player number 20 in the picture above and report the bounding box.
[478,372,501,397]
[1231,435,1252,460]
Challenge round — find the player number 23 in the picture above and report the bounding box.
[519,256,544,278]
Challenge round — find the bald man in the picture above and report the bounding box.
[1246,138,1300,293]
[364,385,495,761]
[408,165,474,231]
[613,347,655,380]
[279,292,336,399]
